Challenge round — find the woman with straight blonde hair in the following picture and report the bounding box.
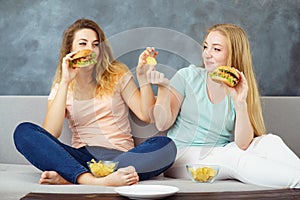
[13,18,176,186]
[148,23,299,188]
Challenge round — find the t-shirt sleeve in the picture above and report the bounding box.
[170,68,187,97]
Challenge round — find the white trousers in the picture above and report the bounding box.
[164,134,300,188]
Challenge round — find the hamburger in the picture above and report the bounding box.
[209,66,240,87]
[70,49,97,68]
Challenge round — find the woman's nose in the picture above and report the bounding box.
[85,43,94,51]
[86,45,93,50]
[203,49,212,58]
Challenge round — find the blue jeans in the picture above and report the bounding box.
[13,122,177,184]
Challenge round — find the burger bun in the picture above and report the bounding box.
[71,49,97,68]
[210,66,240,87]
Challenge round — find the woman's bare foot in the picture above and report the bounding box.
[39,171,71,185]
[77,166,139,186]
[39,166,139,186]
[103,166,139,186]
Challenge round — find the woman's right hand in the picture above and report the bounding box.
[225,71,248,106]
[146,68,170,87]
[61,51,81,84]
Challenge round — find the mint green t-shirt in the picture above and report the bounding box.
[168,65,235,149]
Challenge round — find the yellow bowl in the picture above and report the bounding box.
[87,160,119,177]
[186,164,219,183]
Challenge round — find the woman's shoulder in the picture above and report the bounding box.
[111,61,130,73]
[113,61,132,81]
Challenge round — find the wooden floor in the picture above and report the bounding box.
[21,189,300,200]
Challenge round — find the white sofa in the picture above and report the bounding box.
[0,96,299,199]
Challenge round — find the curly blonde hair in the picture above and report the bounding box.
[52,18,129,97]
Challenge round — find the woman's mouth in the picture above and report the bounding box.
[205,60,214,66]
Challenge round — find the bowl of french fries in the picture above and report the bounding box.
[87,159,119,177]
[186,164,219,183]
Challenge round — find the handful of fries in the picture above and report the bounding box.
[187,166,218,182]
[88,159,118,177]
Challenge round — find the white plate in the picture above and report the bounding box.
[114,184,179,199]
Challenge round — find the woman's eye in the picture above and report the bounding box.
[93,43,99,47]
[79,42,86,46]
[214,48,221,51]
[203,45,207,49]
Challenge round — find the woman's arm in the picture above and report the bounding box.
[43,52,80,138]
[43,82,69,138]
[226,72,254,150]
[147,70,183,131]
[154,84,183,131]
[121,78,154,123]
[233,101,254,150]
[121,48,157,123]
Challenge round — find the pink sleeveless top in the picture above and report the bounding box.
[48,74,134,152]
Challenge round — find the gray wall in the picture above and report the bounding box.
[0,0,299,96]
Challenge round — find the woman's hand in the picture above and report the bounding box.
[61,51,81,84]
[136,47,158,79]
[147,68,170,87]
[224,70,248,106]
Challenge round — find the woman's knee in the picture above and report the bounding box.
[14,122,37,136]
[266,133,283,142]
[152,136,176,150]
[258,133,284,146]
[13,122,40,147]
[135,136,177,157]
[149,136,174,146]
[154,136,177,159]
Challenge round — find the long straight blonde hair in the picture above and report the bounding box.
[203,24,266,136]
[52,18,129,97]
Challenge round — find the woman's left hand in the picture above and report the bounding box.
[224,70,248,105]
[136,47,158,78]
